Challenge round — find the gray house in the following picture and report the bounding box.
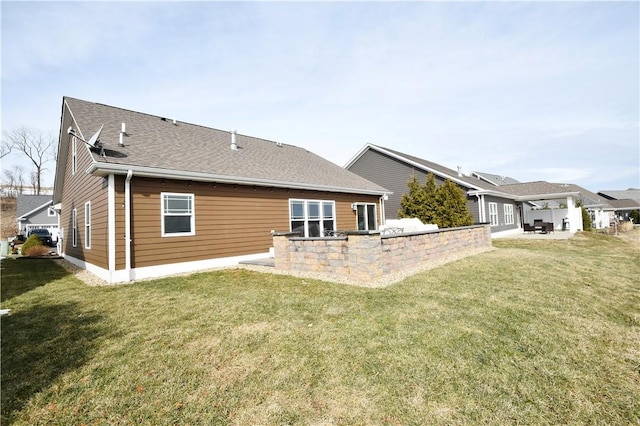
[345,144,522,233]
[16,194,59,238]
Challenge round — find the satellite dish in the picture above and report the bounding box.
[86,124,104,148]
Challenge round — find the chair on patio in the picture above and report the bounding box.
[523,223,535,233]
[542,222,554,233]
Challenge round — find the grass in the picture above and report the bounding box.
[2,230,639,425]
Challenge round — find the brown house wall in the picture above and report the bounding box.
[128,177,380,269]
[59,111,110,269]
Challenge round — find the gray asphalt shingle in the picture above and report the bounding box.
[65,97,387,194]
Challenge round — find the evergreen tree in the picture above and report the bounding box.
[398,173,473,228]
[435,179,474,227]
[398,174,425,220]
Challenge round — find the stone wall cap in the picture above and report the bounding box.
[271,231,302,237]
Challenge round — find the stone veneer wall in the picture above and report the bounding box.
[272,224,491,282]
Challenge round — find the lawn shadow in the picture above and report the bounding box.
[1,258,71,302]
[1,301,104,424]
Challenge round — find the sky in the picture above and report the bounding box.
[2,1,639,193]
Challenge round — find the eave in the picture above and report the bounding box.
[85,162,389,196]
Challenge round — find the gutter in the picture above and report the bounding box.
[85,162,388,196]
[125,170,133,281]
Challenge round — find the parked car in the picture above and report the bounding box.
[27,229,54,246]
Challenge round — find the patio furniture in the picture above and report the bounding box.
[542,222,554,233]
[523,223,535,233]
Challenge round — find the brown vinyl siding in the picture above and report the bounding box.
[59,109,110,269]
[128,177,379,269]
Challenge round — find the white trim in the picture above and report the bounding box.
[84,201,91,249]
[72,208,78,247]
[504,204,514,225]
[354,202,378,231]
[488,202,499,226]
[288,198,336,237]
[85,162,387,196]
[72,136,77,175]
[161,192,196,237]
[63,251,270,284]
[108,174,116,272]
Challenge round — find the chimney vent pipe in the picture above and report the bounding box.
[231,129,237,151]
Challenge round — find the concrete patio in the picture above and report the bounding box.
[492,229,576,240]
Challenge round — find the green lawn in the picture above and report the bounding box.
[2,231,639,425]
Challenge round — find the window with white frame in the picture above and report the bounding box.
[161,193,195,236]
[84,202,91,249]
[488,202,499,226]
[72,208,77,247]
[289,199,336,237]
[504,204,514,225]
[72,136,77,175]
[355,203,377,231]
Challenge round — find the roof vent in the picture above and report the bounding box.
[457,166,462,177]
[231,129,238,151]
[119,122,127,147]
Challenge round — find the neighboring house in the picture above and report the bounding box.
[597,189,640,222]
[498,181,614,231]
[469,171,520,186]
[16,194,59,238]
[53,97,389,283]
[344,144,523,233]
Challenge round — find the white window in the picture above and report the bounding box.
[488,202,499,226]
[504,204,514,225]
[84,202,91,249]
[161,193,195,237]
[289,199,336,237]
[72,208,77,247]
[355,203,377,231]
[72,136,77,175]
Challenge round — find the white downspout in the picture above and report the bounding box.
[475,194,486,223]
[380,194,387,226]
[125,170,133,281]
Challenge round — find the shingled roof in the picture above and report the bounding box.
[598,189,640,202]
[498,181,612,207]
[60,97,387,195]
[469,171,520,186]
[16,194,52,218]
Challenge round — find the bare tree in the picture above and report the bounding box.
[3,127,57,195]
[0,139,12,159]
[2,165,25,196]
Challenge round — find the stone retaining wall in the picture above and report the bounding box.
[272,224,491,282]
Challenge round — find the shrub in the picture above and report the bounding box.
[581,207,592,231]
[21,234,43,255]
[24,244,51,257]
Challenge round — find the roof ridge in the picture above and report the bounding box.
[64,96,292,147]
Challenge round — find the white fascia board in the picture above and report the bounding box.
[362,144,485,191]
[85,162,388,196]
[467,189,518,200]
[343,143,374,169]
[514,192,581,202]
